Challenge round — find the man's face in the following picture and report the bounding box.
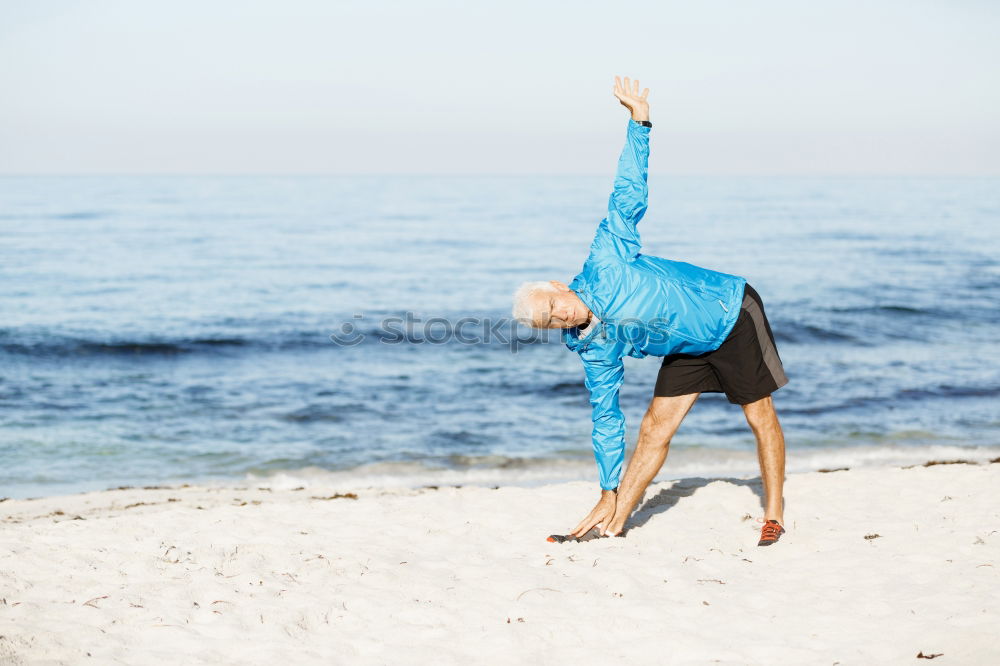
[530,284,590,329]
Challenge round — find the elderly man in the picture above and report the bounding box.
[512,76,789,546]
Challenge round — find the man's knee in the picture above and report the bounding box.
[642,401,667,428]
[639,393,698,445]
[742,395,778,429]
[639,408,670,446]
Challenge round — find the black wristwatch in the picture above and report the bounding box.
[636,120,652,127]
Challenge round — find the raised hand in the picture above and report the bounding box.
[613,75,650,122]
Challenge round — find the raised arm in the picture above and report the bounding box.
[589,76,652,260]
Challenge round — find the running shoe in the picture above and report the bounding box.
[757,519,785,546]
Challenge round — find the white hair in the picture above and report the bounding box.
[511,281,557,328]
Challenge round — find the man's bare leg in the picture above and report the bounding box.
[603,393,700,536]
[742,395,785,524]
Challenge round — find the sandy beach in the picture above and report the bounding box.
[1,461,998,665]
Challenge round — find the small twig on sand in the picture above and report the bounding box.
[83,595,109,608]
[516,587,560,601]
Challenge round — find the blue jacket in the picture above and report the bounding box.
[563,118,747,490]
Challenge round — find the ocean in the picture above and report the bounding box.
[1,175,998,498]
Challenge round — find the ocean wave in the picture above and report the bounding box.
[279,402,377,423]
[0,329,337,358]
[896,385,1000,401]
[780,383,1000,416]
[240,443,1000,491]
[770,302,969,344]
[4,298,969,359]
[53,210,112,220]
[828,305,941,316]
[0,330,553,359]
[772,322,860,344]
[0,335,254,357]
[0,210,114,221]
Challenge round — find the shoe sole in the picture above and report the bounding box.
[757,528,785,547]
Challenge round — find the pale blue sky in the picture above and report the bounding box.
[1,0,998,174]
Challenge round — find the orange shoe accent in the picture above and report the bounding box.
[757,519,785,546]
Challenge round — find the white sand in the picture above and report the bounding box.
[1,462,998,665]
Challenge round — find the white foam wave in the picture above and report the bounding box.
[243,443,999,491]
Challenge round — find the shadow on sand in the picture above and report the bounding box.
[624,476,766,534]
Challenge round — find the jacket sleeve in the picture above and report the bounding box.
[580,344,627,490]
[588,118,651,260]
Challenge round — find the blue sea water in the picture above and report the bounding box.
[1,175,998,498]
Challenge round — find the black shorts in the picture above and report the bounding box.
[653,284,789,405]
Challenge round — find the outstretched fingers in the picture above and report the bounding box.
[612,75,649,102]
[571,512,599,537]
